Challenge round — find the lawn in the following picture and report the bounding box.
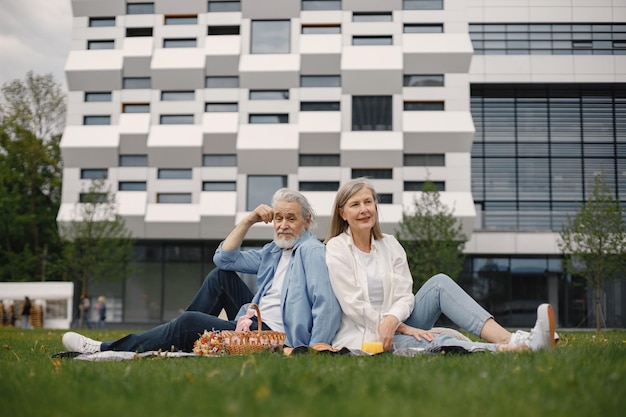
[1,328,625,417]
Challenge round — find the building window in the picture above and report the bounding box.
[299,181,339,191]
[404,24,444,33]
[126,27,153,37]
[352,96,392,131]
[119,181,147,191]
[352,36,393,46]
[352,169,393,179]
[249,90,289,100]
[161,91,195,101]
[404,74,444,87]
[160,115,194,124]
[83,116,111,125]
[87,40,115,49]
[163,38,197,48]
[404,154,445,166]
[299,154,340,167]
[300,101,340,111]
[353,12,392,22]
[205,102,238,112]
[405,181,446,192]
[403,0,443,10]
[123,103,150,113]
[89,17,115,27]
[157,193,192,203]
[208,26,240,35]
[301,0,341,11]
[205,76,239,88]
[404,101,445,111]
[251,20,290,54]
[127,2,154,14]
[247,175,287,210]
[203,154,237,166]
[85,92,112,102]
[202,181,236,191]
[249,114,289,124]
[301,24,341,34]
[300,75,341,87]
[79,193,108,203]
[158,169,192,179]
[164,15,198,25]
[119,155,148,166]
[208,1,241,12]
[377,193,393,204]
[81,169,108,179]
[123,77,151,89]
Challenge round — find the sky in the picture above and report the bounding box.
[0,0,72,90]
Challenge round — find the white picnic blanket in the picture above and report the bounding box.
[74,351,203,361]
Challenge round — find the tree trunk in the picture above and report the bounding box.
[595,281,602,332]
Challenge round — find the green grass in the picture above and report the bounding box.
[1,329,625,417]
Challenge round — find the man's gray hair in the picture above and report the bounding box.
[272,188,316,229]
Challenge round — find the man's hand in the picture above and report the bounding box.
[222,204,274,250]
[250,204,274,224]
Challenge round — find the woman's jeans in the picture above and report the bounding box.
[392,274,498,352]
[101,269,258,352]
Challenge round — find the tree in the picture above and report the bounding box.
[558,173,626,332]
[60,180,135,298]
[396,181,468,292]
[0,72,65,281]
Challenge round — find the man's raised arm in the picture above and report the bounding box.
[221,204,274,250]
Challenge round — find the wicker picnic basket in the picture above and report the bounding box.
[220,303,286,355]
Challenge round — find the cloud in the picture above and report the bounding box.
[0,0,71,88]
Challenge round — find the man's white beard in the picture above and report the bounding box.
[274,229,302,249]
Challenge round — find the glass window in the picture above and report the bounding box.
[119,155,148,166]
[247,176,287,210]
[301,25,341,34]
[351,169,393,179]
[300,75,341,87]
[84,116,111,125]
[87,40,115,49]
[89,17,115,27]
[404,24,444,33]
[160,115,194,124]
[203,154,237,166]
[205,76,239,88]
[205,102,238,112]
[249,90,289,100]
[123,103,150,113]
[403,74,444,87]
[164,15,198,25]
[202,181,236,191]
[123,77,151,89]
[157,193,192,203]
[127,3,154,14]
[81,169,108,179]
[403,0,443,10]
[353,12,392,22]
[208,1,241,12]
[208,26,240,35]
[85,92,112,102]
[79,193,108,203]
[404,154,445,166]
[126,27,153,37]
[158,169,192,179]
[301,0,341,11]
[299,154,340,166]
[119,181,147,191]
[249,114,289,124]
[377,193,393,204]
[300,101,340,111]
[352,96,392,131]
[352,36,393,46]
[299,181,339,191]
[251,20,290,54]
[404,181,445,192]
[404,101,445,111]
[161,91,195,101]
[163,38,197,48]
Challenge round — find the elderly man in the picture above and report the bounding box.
[62,188,341,353]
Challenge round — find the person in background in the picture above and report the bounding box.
[325,178,556,354]
[21,296,32,329]
[79,294,92,329]
[96,296,107,328]
[61,188,341,354]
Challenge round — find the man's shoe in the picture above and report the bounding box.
[526,304,556,351]
[62,332,102,354]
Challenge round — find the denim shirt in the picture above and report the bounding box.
[214,230,341,347]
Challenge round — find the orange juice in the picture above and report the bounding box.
[361,341,384,354]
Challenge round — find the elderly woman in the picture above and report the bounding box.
[325,178,555,354]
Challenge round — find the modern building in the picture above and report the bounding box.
[58,0,625,328]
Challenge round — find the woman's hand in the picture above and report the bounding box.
[396,323,440,343]
[379,315,399,351]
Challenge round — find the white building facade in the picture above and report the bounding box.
[59,0,626,328]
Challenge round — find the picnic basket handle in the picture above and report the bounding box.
[250,303,262,334]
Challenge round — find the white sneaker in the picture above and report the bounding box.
[526,304,556,351]
[62,332,102,354]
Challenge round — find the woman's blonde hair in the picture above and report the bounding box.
[324,178,383,243]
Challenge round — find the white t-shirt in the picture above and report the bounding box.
[257,249,291,332]
[355,246,384,309]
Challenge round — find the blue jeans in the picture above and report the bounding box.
[392,274,498,352]
[101,269,258,352]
